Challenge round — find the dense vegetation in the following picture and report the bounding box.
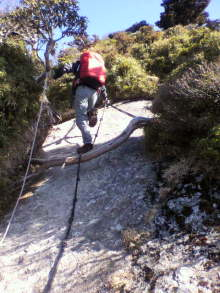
[0,0,88,217]
[50,24,220,184]
[0,0,220,216]
[156,0,210,29]
[0,37,43,215]
[0,38,41,147]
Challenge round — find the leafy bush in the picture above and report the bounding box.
[47,75,73,116]
[131,27,161,68]
[111,32,134,55]
[193,125,220,178]
[134,25,161,45]
[145,62,220,161]
[57,47,80,65]
[125,20,149,33]
[106,54,158,101]
[92,38,118,57]
[146,26,220,79]
[0,38,43,216]
[0,39,41,146]
[54,25,220,104]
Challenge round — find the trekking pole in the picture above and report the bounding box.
[93,97,109,145]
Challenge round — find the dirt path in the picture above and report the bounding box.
[0,101,155,293]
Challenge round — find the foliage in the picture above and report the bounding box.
[57,47,80,65]
[101,25,220,82]
[6,0,87,42]
[145,62,220,163]
[134,25,161,45]
[2,13,220,217]
[0,38,41,147]
[146,26,220,79]
[47,75,73,114]
[106,54,158,101]
[69,34,100,51]
[0,38,44,216]
[195,125,220,166]
[193,125,220,179]
[1,0,87,69]
[125,20,149,33]
[48,46,81,114]
[62,25,220,104]
[111,32,134,55]
[156,0,210,30]
[206,19,220,31]
[92,38,118,57]
[108,20,149,39]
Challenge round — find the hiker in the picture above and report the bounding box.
[54,51,108,154]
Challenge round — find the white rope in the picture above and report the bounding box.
[0,101,44,244]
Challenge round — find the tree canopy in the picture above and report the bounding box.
[125,20,150,33]
[0,0,87,69]
[156,0,211,30]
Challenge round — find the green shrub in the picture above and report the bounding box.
[106,54,158,101]
[146,26,220,79]
[145,61,220,159]
[134,25,162,45]
[112,32,134,55]
[0,39,41,147]
[193,125,220,178]
[199,30,220,61]
[57,47,80,64]
[0,38,45,217]
[47,75,73,115]
[163,25,190,37]
[131,43,150,66]
[93,38,118,57]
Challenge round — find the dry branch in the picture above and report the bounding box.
[32,116,152,168]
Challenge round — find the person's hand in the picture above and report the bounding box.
[105,98,111,107]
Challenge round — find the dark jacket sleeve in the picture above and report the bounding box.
[53,63,73,79]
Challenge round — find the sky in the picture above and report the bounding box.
[0,0,219,39]
[78,0,220,38]
[0,0,219,53]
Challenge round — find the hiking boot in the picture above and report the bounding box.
[87,108,98,127]
[77,143,93,154]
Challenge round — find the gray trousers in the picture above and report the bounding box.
[74,85,98,144]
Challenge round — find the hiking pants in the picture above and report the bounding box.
[74,85,98,144]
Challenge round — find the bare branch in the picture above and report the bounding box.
[32,117,152,168]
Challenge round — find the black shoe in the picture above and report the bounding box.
[77,143,93,154]
[87,108,98,127]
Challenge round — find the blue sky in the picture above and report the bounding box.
[0,0,219,54]
[0,0,219,38]
[78,0,220,38]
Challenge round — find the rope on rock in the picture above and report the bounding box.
[42,154,81,293]
[0,100,44,245]
[1,92,137,289]
[43,99,108,292]
[0,73,58,244]
[110,104,136,118]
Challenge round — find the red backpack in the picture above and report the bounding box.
[79,51,106,89]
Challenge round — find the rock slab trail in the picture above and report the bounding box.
[0,101,155,293]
